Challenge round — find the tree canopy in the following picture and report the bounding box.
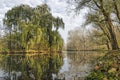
[3,4,64,52]
[69,0,120,50]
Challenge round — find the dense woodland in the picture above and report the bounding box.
[0,4,64,52]
[67,0,120,50]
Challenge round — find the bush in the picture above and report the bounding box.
[85,51,120,80]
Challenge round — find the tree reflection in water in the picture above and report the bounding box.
[57,51,105,80]
[0,53,63,80]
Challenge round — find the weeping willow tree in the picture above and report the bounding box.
[3,4,64,52]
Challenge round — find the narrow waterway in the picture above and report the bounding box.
[54,51,104,80]
[0,51,104,80]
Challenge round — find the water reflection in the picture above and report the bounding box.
[0,51,104,80]
[0,53,63,80]
[57,51,104,80]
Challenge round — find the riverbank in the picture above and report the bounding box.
[85,51,120,80]
[0,50,62,54]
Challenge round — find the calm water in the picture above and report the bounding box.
[0,51,104,80]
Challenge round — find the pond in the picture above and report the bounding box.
[0,51,104,80]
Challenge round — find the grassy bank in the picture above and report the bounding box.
[85,51,120,80]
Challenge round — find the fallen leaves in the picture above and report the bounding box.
[85,51,120,80]
[95,65,100,70]
[108,68,116,73]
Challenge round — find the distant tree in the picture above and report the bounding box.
[67,27,88,50]
[90,28,110,50]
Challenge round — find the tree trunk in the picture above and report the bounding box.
[99,0,119,50]
[107,20,119,50]
[106,41,110,50]
[9,30,12,51]
[113,0,120,22]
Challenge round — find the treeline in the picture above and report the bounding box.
[68,0,120,50]
[67,27,120,50]
[0,4,64,52]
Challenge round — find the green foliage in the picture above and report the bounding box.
[3,4,64,51]
[0,48,9,52]
[70,0,120,50]
[85,51,120,80]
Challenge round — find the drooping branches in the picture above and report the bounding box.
[3,4,64,51]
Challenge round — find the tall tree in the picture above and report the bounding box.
[69,0,120,50]
[3,4,64,52]
[34,4,64,51]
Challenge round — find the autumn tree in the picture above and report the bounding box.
[69,0,120,50]
[67,27,89,50]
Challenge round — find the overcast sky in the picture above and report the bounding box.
[0,0,87,43]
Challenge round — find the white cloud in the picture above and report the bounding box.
[0,0,87,43]
[46,0,88,43]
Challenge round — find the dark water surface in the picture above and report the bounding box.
[0,51,104,80]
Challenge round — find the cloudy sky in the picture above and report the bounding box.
[0,0,87,43]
